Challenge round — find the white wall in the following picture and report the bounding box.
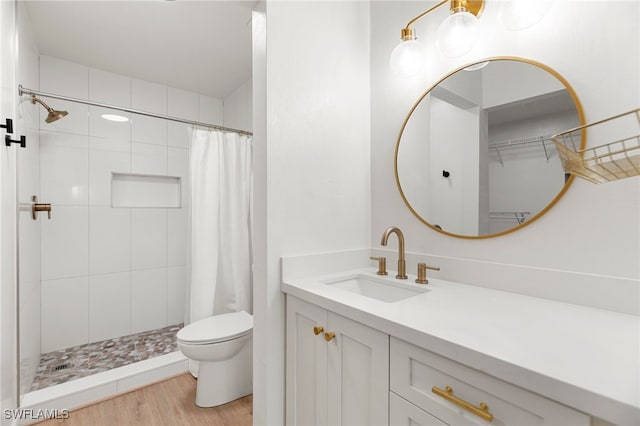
[251,5,268,425]
[36,56,224,354]
[253,2,371,424]
[371,1,639,314]
[224,80,252,132]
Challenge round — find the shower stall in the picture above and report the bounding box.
[16,55,252,408]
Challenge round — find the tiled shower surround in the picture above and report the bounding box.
[19,52,251,394]
[36,55,226,355]
[31,323,183,391]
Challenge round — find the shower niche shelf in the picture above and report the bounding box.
[111,173,182,208]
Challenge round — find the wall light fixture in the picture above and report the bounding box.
[498,0,552,31]
[390,0,484,77]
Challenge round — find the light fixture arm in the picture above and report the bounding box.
[400,0,485,40]
[401,0,449,40]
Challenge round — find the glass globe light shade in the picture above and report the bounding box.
[436,11,478,57]
[390,39,426,78]
[499,0,552,31]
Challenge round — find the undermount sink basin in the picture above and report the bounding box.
[322,274,428,302]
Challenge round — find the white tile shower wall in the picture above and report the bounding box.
[168,88,198,149]
[131,268,168,334]
[131,209,168,270]
[41,276,89,352]
[39,56,224,352]
[88,272,131,342]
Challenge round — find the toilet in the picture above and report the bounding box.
[177,311,253,407]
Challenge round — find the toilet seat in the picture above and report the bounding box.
[177,311,253,345]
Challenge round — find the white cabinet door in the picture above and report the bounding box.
[286,296,328,426]
[286,296,390,426]
[327,312,389,426]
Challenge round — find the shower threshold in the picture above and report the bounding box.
[19,324,189,422]
[21,351,189,422]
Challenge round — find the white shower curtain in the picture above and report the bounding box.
[187,128,253,324]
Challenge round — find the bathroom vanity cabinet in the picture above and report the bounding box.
[286,296,389,425]
[286,294,590,426]
[282,253,639,425]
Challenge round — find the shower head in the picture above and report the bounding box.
[31,95,69,123]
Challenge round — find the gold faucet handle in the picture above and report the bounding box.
[31,195,52,220]
[416,263,440,284]
[369,257,388,275]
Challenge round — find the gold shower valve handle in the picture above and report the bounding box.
[31,195,52,220]
[313,326,324,336]
[324,332,336,342]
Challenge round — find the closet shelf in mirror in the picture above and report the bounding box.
[551,108,640,184]
[489,211,531,224]
[489,135,554,166]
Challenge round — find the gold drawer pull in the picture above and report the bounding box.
[313,326,324,335]
[324,332,336,342]
[432,386,493,422]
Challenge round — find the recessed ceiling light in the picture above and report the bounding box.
[101,114,129,122]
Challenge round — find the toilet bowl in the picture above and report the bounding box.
[177,311,253,407]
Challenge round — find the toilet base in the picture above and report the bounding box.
[195,339,252,407]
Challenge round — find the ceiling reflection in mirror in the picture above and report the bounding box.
[395,58,584,238]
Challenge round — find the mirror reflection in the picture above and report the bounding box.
[395,58,584,238]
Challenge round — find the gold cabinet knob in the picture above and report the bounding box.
[324,332,336,342]
[313,326,324,335]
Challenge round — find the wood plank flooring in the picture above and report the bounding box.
[37,373,252,426]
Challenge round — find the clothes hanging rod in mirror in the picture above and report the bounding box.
[488,135,553,150]
[490,135,552,166]
[18,85,253,137]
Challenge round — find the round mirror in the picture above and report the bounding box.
[395,57,585,239]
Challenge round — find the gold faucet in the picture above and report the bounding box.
[380,226,407,279]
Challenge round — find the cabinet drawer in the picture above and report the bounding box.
[390,337,589,426]
[390,391,447,426]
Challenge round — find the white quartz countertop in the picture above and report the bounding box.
[282,268,640,425]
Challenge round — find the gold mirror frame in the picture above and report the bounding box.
[394,56,586,239]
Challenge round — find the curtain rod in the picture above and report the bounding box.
[18,84,253,137]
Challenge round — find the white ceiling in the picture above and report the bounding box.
[24,0,255,100]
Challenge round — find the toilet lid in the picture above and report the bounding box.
[177,311,253,344]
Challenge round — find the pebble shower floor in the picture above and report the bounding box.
[30,323,183,391]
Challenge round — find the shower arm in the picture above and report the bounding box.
[30,95,55,112]
[18,84,253,137]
